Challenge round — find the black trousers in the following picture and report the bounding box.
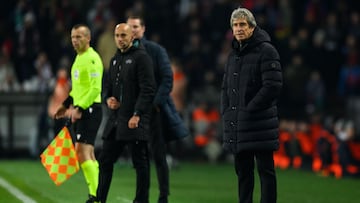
[134,110,169,198]
[234,150,277,203]
[97,139,150,203]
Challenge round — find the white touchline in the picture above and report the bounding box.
[116,196,133,203]
[0,177,37,203]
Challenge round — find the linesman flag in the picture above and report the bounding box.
[40,126,79,186]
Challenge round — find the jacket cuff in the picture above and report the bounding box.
[62,96,73,108]
[133,111,141,117]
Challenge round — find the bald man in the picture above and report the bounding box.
[95,23,156,203]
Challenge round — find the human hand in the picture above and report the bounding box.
[54,105,67,119]
[71,107,82,123]
[107,97,120,110]
[128,115,140,129]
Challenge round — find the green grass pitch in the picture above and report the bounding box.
[0,160,359,203]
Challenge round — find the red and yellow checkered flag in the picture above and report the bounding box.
[40,126,79,186]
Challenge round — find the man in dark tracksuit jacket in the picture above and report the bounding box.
[127,16,173,203]
[96,23,156,203]
[221,8,282,203]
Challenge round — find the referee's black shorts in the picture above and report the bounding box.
[73,103,102,145]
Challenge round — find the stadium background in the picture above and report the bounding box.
[0,0,360,171]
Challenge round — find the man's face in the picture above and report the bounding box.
[114,24,133,52]
[71,27,90,53]
[126,18,145,39]
[232,18,255,41]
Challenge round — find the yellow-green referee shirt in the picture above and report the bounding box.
[70,47,103,109]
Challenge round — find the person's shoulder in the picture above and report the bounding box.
[258,42,280,60]
[145,39,160,47]
[259,41,278,54]
[80,47,103,67]
[90,47,104,62]
[131,46,151,59]
[142,38,164,51]
[138,49,152,61]
[86,47,102,57]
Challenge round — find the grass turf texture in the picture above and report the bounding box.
[0,160,359,203]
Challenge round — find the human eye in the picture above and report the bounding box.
[240,22,248,27]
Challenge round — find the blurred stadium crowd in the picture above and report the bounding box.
[1,0,360,178]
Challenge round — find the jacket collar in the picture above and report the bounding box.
[231,26,271,53]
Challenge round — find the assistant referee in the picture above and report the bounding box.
[54,24,103,203]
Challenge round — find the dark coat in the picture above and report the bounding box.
[220,27,283,153]
[102,45,156,141]
[139,38,173,107]
[137,38,189,141]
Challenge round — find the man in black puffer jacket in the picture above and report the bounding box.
[221,7,282,203]
[96,23,156,203]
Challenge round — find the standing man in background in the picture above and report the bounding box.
[96,23,156,203]
[127,15,173,203]
[54,24,103,203]
[220,8,282,203]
